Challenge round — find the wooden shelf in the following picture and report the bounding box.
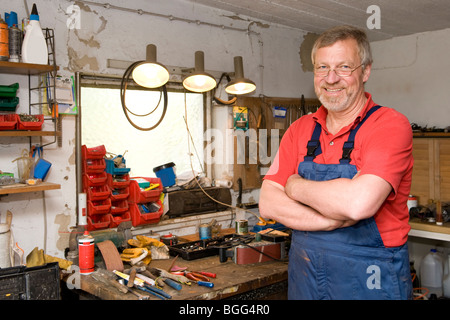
[409,218,450,242]
[413,132,450,138]
[0,131,61,137]
[0,182,61,195]
[0,61,57,75]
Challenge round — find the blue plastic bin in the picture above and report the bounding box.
[153,162,176,187]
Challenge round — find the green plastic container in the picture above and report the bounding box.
[0,97,19,111]
[0,83,19,98]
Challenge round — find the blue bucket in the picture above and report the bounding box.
[153,162,176,187]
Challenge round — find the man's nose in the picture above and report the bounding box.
[325,69,341,83]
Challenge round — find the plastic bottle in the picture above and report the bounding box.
[5,12,21,62]
[21,3,48,64]
[420,249,444,298]
[443,254,450,298]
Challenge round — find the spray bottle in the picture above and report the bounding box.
[21,3,48,64]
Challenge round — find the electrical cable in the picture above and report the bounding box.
[120,61,168,131]
[183,91,268,225]
[213,73,237,105]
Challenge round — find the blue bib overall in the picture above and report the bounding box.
[288,106,412,300]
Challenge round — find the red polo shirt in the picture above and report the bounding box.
[264,93,413,247]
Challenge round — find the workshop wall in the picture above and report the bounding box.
[0,0,448,261]
[0,0,310,259]
[367,28,450,129]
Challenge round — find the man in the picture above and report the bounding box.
[259,25,413,300]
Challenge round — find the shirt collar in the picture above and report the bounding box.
[313,92,375,132]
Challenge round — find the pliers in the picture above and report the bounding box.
[184,271,214,288]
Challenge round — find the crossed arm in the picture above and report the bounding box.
[259,173,392,231]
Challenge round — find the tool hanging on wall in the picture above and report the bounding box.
[233,106,248,131]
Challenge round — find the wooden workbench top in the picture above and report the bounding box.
[77,230,289,300]
[79,254,288,300]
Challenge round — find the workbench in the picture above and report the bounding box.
[77,255,288,300]
[73,230,289,301]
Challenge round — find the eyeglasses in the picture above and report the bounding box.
[314,64,363,77]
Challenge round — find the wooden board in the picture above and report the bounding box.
[232,96,320,191]
[410,137,450,205]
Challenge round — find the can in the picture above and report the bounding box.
[199,224,212,240]
[160,233,178,246]
[78,231,95,275]
[0,19,9,61]
[235,220,248,235]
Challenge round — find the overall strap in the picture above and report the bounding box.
[303,122,323,161]
[340,105,382,164]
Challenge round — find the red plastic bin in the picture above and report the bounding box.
[107,173,130,189]
[0,114,17,130]
[83,158,106,174]
[82,145,106,160]
[86,185,110,201]
[88,198,111,215]
[110,186,129,201]
[83,172,108,188]
[87,214,112,231]
[129,177,163,204]
[111,199,129,215]
[17,114,44,131]
[130,201,163,227]
[110,210,132,228]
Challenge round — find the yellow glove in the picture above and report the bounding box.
[136,235,166,248]
[120,247,151,265]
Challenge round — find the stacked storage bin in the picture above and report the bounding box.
[81,145,111,231]
[128,177,164,227]
[0,83,19,131]
[105,155,132,228]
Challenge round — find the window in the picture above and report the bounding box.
[81,77,205,178]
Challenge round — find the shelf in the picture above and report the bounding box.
[413,132,450,138]
[0,131,61,137]
[0,182,61,195]
[0,61,57,75]
[409,218,450,242]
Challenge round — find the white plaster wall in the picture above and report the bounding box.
[0,0,310,259]
[367,28,450,128]
[1,0,447,261]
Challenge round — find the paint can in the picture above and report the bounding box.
[0,18,9,61]
[235,220,248,235]
[199,224,212,240]
[78,231,94,275]
[160,233,178,246]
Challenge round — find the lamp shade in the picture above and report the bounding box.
[183,51,217,93]
[132,44,170,88]
[225,56,256,95]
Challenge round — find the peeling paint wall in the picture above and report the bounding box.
[0,0,310,260]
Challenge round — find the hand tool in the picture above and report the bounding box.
[142,269,165,287]
[91,272,129,294]
[135,273,156,286]
[128,267,137,288]
[113,270,145,287]
[117,279,150,300]
[183,272,214,288]
[191,271,216,278]
[148,267,191,284]
[184,271,210,282]
[135,285,167,300]
[142,284,172,299]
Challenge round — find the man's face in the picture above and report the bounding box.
[313,38,370,113]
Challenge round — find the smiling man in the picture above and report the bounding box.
[259,25,414,300]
